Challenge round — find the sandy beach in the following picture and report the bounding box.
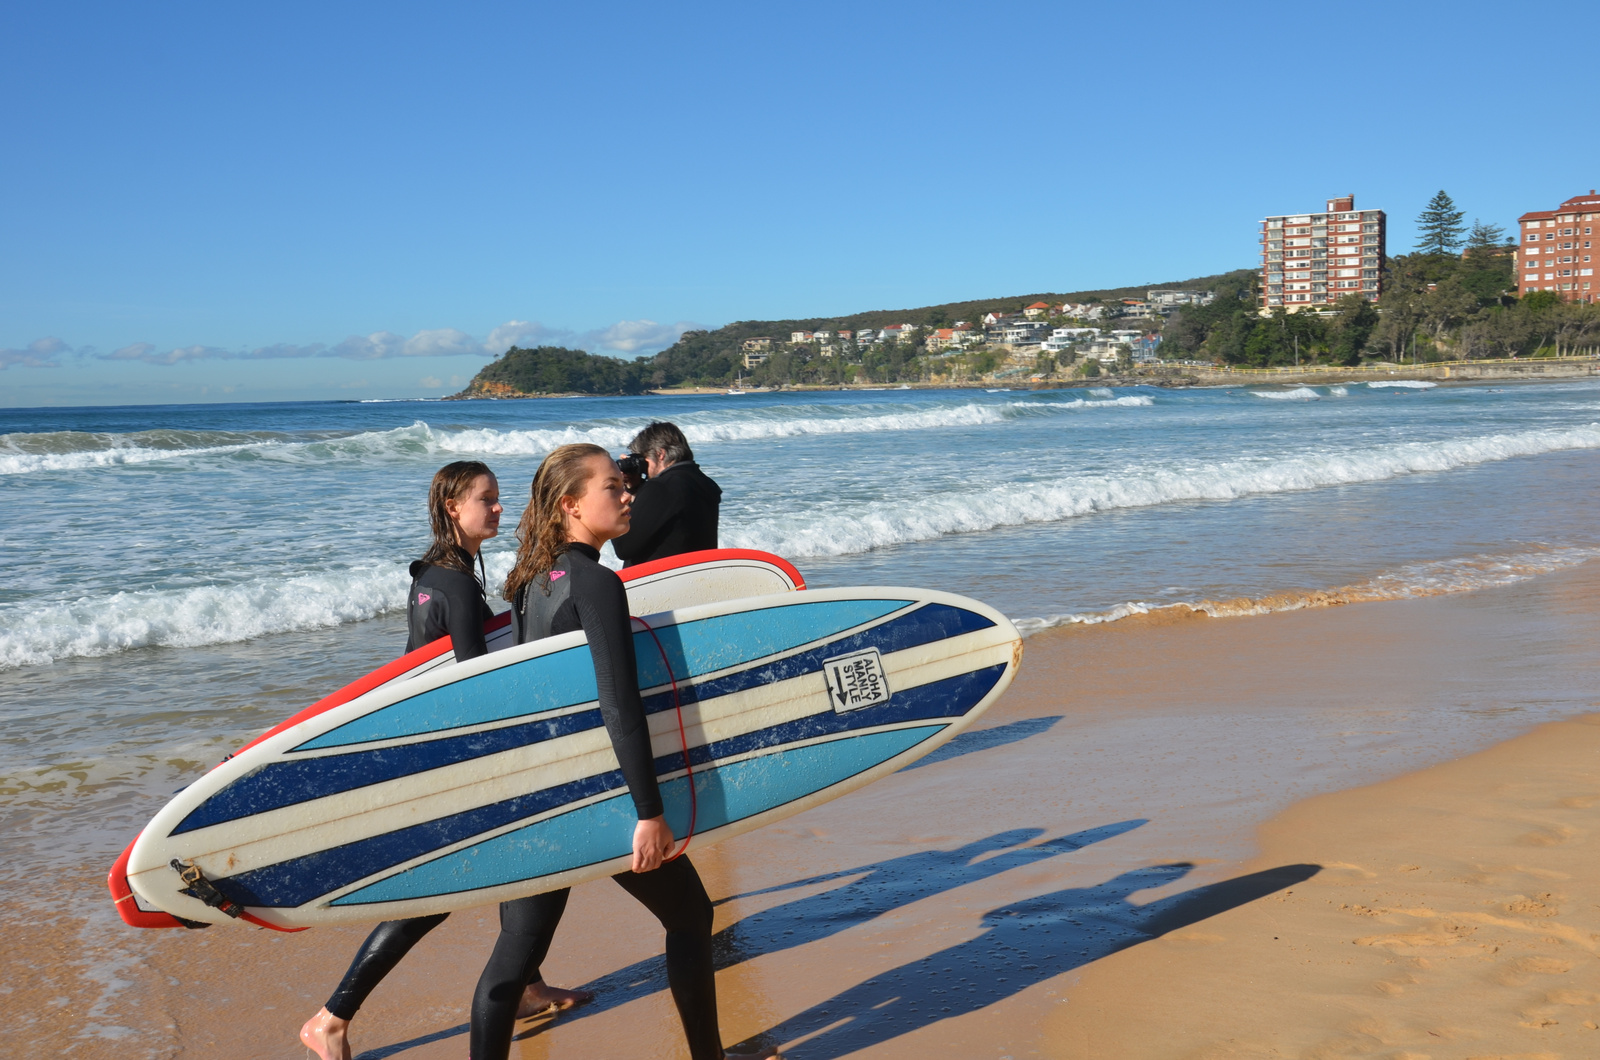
[6,556,1595,1059]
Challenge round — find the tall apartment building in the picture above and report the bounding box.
[1514,190,1600,303]
[1259,194,1386,311]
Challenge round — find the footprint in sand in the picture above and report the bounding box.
[1491,955,1572,987]
[1503,894,1562,917]
[1516,825,1578,846]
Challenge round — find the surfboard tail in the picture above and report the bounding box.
[109,837,190,929]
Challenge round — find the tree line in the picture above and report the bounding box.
[1162,191,1600,366]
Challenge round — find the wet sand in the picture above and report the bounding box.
[9,561,1600,1059]
[1049,710,1600,1059]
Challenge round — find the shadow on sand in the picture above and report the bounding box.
[730,860,1321,1057]
[900,715,1064,771]
[355,821,1315,1059]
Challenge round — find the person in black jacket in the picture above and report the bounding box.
[612,421,721,566]
[480,444,774,1060]
[300,461,591,1060]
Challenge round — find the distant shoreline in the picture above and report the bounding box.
[442,356,1599,400]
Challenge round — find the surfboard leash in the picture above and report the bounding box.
[631,615,697,860]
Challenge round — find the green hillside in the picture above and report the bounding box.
[451,270,1248,396]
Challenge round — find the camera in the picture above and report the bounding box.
[617,452,649,481]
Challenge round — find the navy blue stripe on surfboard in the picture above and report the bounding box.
[170,603,993,836]
[208,664,1003,909]
[168,708,605,836]
[649,663,1005,775]
[331,725,946,906]
[294,598,914,752]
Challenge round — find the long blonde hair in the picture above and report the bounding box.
[502,443,610,603]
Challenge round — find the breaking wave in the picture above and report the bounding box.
[727,422,1600,559]
[1368,380,1438,389]
[0,553,521,670]
[0,398,1156,475]
[1250,387,1322,401]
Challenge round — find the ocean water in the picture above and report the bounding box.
[4,379,1600,883]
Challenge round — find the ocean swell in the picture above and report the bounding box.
[0,398,1156,475]
[728,422,1600,558]
[0,553,520,670]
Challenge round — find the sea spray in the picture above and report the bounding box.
[1249,387,1321,401]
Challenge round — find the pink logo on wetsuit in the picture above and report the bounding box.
[417,593,431,603]
[549,571,566,580]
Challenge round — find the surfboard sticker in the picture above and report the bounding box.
[823,648,891,711]
[116,583,1021,930]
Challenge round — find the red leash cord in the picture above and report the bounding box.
[632,615,696,860]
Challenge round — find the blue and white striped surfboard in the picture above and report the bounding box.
[124,587,1022,928]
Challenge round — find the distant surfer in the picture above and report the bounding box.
[300,460,592,1060]
[613,421,722,566]
[483,443,775,1059]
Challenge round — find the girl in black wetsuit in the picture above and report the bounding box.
[300,460,591,1060]
[474,443,774,1060]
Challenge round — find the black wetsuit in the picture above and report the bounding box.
[323,559,530,1022]
[470,543,720,1060]
[612,461,722,567]
[405,559,495,658]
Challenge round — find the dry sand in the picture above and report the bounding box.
[9,562,1600,1059]
[1048,712,1600,1060]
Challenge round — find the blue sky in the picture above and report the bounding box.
[3,1,1597,406]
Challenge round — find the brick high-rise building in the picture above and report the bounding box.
[1514,190,1600,303]
[1259,194,1386,311]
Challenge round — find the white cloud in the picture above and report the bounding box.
[24,316,707,372]
[329,331,408,360]
[577,319,701,354]
[402,328,483,358]
[485,319,568,354]
[241,342,324,359]
[104,343,230,365]
[419,376,443,388]
[0,336,69,369]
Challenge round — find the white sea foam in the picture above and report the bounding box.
[0,399,1157,475]
[726,422,1600,559]
[1368,380,1438,389]
[0,424,439,475]
[1008,396,1153,410]
[1012,546,1600,635]
[0,564,412,669]
[1327,386,1349,397]
[1088,388,1114,398]
[0,551,521,670]
[1250,387,1321,401]
[7,417,1597,668]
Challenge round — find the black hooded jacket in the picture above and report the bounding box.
[611,460,721,567]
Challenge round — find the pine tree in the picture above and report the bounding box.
[1416,190,1467,255]
[1466,218,1507,250]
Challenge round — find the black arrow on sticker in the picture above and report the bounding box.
[829,666,850,708]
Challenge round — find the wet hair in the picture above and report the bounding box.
[627,421,693,466]
[502,443,612,603]
[421,460,496,585]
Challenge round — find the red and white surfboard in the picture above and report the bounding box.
[109,548,804,930]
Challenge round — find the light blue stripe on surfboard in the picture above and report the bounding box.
[329,725,942,905]
[297,598,910,751]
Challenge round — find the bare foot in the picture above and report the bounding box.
[514,980,596,1019]
[299,1007,352,1060]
